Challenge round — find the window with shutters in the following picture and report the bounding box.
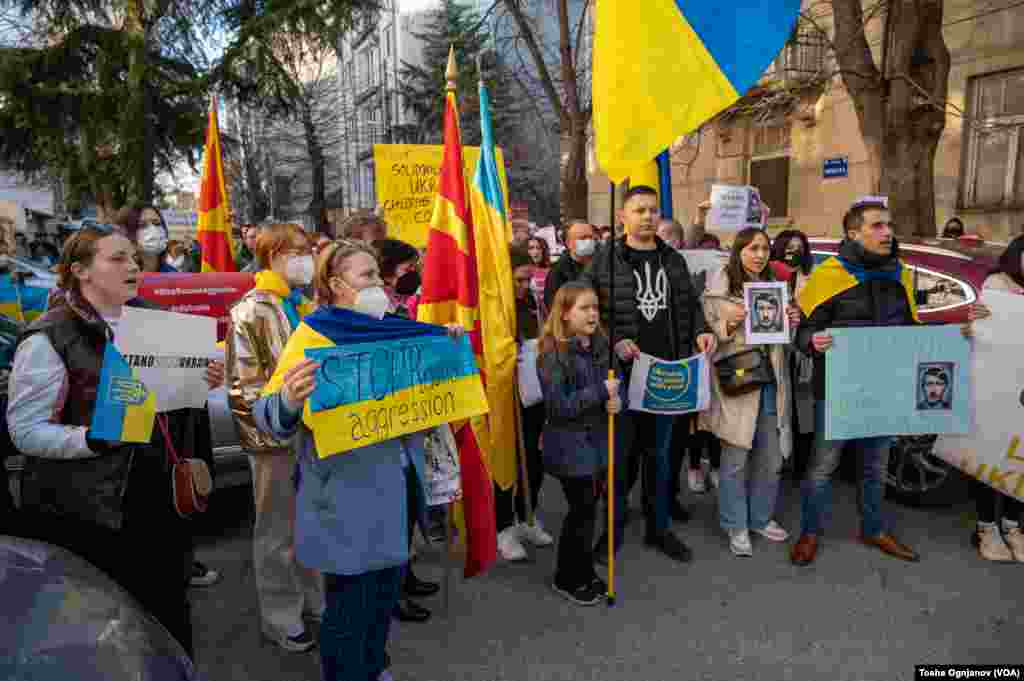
[963,69,1024,208]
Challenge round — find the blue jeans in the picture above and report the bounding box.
[799,401,891,537]
[612,411,674,538]
[718,402,783,532]
[321,566,403,681]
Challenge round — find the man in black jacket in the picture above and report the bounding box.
[544,221,596,309]
[587,185,716,564]
[791,200,976,567]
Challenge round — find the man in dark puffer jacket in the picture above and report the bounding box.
[585,185,716,564]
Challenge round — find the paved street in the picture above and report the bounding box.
[191,476,1021,681]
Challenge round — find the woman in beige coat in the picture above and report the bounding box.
[701,228,800,557]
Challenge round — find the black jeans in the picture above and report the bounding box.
[972,477,1023,524]
[495,402,546,531]
[554,475,599,589]
[687,428,721,470]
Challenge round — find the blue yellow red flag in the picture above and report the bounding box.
[91,343,156,443]
[469,79,519,492]
[593,0,801,183]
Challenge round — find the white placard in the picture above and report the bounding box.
[517,339,543,407]
[627,351,710,415]
[932,290,1024,502]
[709,184,763,231]
[115,307,218,412]
[744,281,790,345]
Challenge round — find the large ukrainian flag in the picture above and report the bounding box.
[91,343,156,443]
[593,0,801,183]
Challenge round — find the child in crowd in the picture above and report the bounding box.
[536,281,621,606]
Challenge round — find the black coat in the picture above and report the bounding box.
[584,236,707,363]
[795,239,919,400]
[544,251,587,309]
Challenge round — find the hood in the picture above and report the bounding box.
[838,237,901,272]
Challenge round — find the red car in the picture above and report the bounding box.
[809,235,1005,505]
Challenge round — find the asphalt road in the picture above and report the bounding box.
[190,475,1021,681]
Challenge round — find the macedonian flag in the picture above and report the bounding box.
[197,96,236,273]
[417,48,497,579]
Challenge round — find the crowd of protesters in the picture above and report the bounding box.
[1,192,1022,681]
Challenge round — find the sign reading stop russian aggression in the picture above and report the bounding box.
[373,144,509,248]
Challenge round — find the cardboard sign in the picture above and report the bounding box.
[825,326,972,440]
[708,184,763,231]
[933,291,1024,502]
[302,334,489,457]
[137,272,255,342]
[373,144,510,248]
[627,351,710,415]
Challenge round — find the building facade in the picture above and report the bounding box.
[586,0,1024,242]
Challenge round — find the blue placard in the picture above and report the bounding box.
[824,326,972,440]
[642,356,703,412]
[823,157,848,178]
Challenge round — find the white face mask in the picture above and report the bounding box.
[352,285,392,319]
[574,238,596,257]
[167,256,186,270]
[138,225,168,255]
[285,255,315,286]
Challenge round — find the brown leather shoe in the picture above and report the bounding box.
[860,533,920,562]
[790,534,818,566]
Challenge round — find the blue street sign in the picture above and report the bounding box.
[824,157,848,179]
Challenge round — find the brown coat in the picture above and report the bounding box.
[699,267,793,455]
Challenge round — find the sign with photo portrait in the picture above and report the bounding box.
[744,281,790,345]
[824,326,972,440]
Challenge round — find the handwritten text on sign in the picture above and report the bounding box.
[373,144,509,249]
[303,334,489,457]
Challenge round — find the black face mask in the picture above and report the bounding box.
[395,270,422,296]
[784,253,802,268]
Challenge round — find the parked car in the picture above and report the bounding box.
[809,235,1003,506]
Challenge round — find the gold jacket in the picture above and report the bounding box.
[225,280,310,453]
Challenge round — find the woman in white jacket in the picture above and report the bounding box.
[700,227,801,557]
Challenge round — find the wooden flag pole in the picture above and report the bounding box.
[606,179,617,607]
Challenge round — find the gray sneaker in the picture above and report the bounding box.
[729,529,753,557]
[267,629,316,653]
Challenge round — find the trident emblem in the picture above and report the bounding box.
[634,262,668,322]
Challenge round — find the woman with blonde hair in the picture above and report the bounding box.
[225,222,323,651]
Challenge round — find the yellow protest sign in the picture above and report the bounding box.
[373,144,510,248]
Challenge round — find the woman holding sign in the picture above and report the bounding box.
[700,227,801,557]
[253,240,464,681]
[7,226,221,657]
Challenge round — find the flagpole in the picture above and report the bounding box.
[444,46,459,615]
[607,179,617,607]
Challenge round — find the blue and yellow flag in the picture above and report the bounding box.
[18,284,48,322]
[263,306,489,459]
[593,0,801,183]
[798,256,919,322]
[0,274,23,322]
[91,343,156,443]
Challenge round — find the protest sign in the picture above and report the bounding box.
[373,144,510,248]
[303,334,489,457]
[933,291,1024,502]
[744,281,789,345]
[708,185,763,231]
[116,307,219,412]
[138,272,254,342]
[627,351,710,415]
[825,326,971,440]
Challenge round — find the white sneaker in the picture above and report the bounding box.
[1002,523,1024,562]
[708,470,720,490]
[518,520,554,547]
[497,526,527,561]
[729,529,753,557]
[754,520,790,543]
[977,523,1013,562]
[687,469,706,494]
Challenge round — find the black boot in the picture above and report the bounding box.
[404,568,440,597]
[392,598,431,623]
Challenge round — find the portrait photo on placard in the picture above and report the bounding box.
[916,362,955,411]
[743,281,789,344]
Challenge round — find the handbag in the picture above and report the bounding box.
[158,414,210,518]
[714,346,775,396]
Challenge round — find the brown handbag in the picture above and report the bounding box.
[714,347,775,396]
[158,414,210,518]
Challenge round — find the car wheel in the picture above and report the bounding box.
[884,435,969,507]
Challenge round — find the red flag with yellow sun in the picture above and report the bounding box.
[197,95,236,273]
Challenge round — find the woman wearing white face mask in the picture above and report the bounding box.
[253,240,464,681]
[120,205,178,273]
[224,223,323,652]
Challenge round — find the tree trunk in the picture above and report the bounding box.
[561,113,588,220]
[304,106,327,232]
[831,0,950,238]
